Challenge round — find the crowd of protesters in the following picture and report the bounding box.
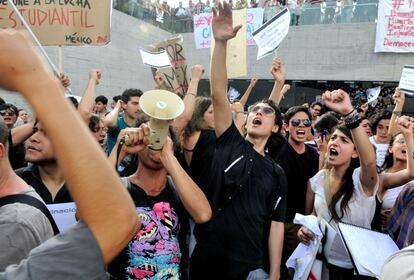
[0,2,413,279]
[113,0,378,33]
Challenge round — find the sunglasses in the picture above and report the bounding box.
[290,119,312,127]
[248,105,275,115]
[92,126,108,133]
[0,110,16,116]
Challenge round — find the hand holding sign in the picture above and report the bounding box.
[399,66,414,96]
[212,1,243,42]
[253,8,290,60]
[271,56,286,83]
[366,86,381,107]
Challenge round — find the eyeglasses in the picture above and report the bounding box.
[395,138,406,145]
[92,126,108,133]
[0,110,16,116]
[290,119,312,127]
[248,105,275,115]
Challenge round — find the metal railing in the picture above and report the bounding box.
[114,1,378,33]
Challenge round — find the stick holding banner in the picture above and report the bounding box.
[7,0,73,94]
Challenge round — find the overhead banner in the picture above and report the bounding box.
[0,0,111,46]
[194,8,264,49]
[375,0,414,52]
[149,35,189,97]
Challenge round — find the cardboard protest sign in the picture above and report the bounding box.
[0,0,111,46]
[193,8,264,49]
[399,65,414,96]
[252,7,290,60]
[149,35,189,97]
[211,8,247,79]
[47,202,77,232]
[139,49,172,69]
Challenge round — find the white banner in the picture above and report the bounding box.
[193,8,264,49]
[399,65,414,96]
[47,202,77,233]
[375,0,414,53]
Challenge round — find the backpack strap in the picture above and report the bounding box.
[0,194,60,235]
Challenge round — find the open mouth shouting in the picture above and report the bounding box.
[252,117,262,126]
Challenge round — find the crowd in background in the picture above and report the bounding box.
[113,0,379,33]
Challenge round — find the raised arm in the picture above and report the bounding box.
[230,101,246,135]
[210,2,242,137]
[388,88,405,137]
[173,65,205,136]
[269,56,286,105]
[102,100,121,129]
[157,138,212,223]
[0,30,139,264]
[239,78,257,106]
[78,69,101,122]
[323,89,377,194]
[10,121,35,146]
[381,116,414,190]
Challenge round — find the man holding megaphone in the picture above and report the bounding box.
[107,90,212,280]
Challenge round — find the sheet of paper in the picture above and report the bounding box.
[139,49,172,69]
[366,86,381,106]
[338,223,399,278]
[252,8,290,60]
[399,65,414,96]
[47,202,77,233]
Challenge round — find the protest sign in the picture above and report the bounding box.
[193,8,264,49]
[375,0,414,52]
[252,8,290,60]
[399,65,414,96]
[139,49,172,69]
[47,202,77,232]
[228,86,241,102]
[211,8,247,78]
[149,35,189,97]
[0,0,111,46]
[366,86,381,107]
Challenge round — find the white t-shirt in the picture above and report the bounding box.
[311,168,378,268]
[382,180,414,209]
[369,136,389,169]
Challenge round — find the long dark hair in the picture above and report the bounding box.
[381,132,402,171]
[183,97,213,139]
[329,125,360,222]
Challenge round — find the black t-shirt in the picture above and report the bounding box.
[196,123,287,266]
[108,178,189,280]
[8,131,26,170]
[15,165,72,204]
[275,140,319,222]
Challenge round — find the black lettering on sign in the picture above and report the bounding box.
[33,0,41,5]
[65,32,92,44]
[58,0,91,9]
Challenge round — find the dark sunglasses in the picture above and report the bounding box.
[290,119,312,127]
[249,105,275,115]
[0,110,16,116]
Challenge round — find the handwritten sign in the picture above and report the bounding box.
[193,8,264,49]
[47,202,77,233]
[139,49,172,69]
[149,35,188,97]
[375,0,414,52]
[399,65,414,96]
[0,0,111,46]
[252,8,290,60]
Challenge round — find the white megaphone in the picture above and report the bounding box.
[139,89,185,151]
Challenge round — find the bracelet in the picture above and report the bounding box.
[393,110,402,117]
[342,108,355,117]
[345,118,362,129]
[187,92,196,97]
[342,110,362,129]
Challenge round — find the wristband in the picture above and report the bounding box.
[187,92,196,97]
[393,110,402,117]
[342,108,355,117]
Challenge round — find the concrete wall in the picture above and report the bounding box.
[2,10,413,112]
[182,22,413,82]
